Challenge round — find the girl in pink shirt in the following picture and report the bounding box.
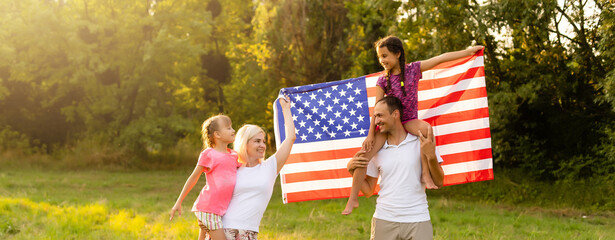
[170,114,241,240]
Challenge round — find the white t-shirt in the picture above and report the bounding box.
[366,133,443,223]
[222,155,278,232]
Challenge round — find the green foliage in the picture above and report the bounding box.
[595,3,615,181]
[246,0,353,87]
[56,133,134,169]
[471,0,612,180]
[344,0,400,77]
[594,125,615,180]
[0,125,41,154]
[597,3,615,110]
[431,168,615,212]
[225,0,356,141]
[0,0,236,158]
[117,114,193,155]
[397,0,477,59]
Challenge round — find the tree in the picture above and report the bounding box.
[477,0,612,179]
[344,0,401,78]
[0,0,87,150]
[225,0,355,139]
[595,0,615,179]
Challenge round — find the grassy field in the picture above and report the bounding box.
[1,168,613,239]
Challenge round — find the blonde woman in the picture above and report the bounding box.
[217,96,295,240]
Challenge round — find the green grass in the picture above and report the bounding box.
[1,169,613,239]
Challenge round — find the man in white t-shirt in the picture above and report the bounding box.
[347,96,444,240]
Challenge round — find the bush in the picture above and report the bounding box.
[430,168,615,213]
[116,114,194,156]
[0,125,42,154]
[56,134,135,170]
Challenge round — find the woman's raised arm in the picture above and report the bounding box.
[275,96,296,173]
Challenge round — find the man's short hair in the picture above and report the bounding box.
[376,96,404,119]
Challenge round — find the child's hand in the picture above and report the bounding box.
[466,45,484,55]
[169,204,182,221]
[362,136,374,152]
[347,150,368,172]
[279,95,291,110]
[418,127,436,160]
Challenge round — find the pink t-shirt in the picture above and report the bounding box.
[191,148,240,216]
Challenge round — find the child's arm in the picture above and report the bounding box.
[420,46,484,72]
[362,87,385,152]
[169,165,205,221]
[275,96,297,173]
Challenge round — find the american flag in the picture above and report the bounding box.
[273,50,493,203]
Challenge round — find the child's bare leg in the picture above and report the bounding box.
[198,228,207,240]
[198,220,224,240]
[342,131,386,215]
[341,162,366,215]
[404,119,438,189]
[207,229,226,240]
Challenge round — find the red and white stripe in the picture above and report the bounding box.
[418,51,493,186]
[278,50,493,203]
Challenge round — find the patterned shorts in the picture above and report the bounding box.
[195,212,223,231]
[223,228,258,240]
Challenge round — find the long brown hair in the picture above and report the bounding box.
[374,36,407,96]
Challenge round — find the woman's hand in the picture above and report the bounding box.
[279,95,291,111]
[275,94,296,173]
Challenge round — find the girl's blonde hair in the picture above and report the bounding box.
[233,124,266,164]
[201,114,232,150]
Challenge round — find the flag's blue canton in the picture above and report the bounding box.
[278,77,371,143]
